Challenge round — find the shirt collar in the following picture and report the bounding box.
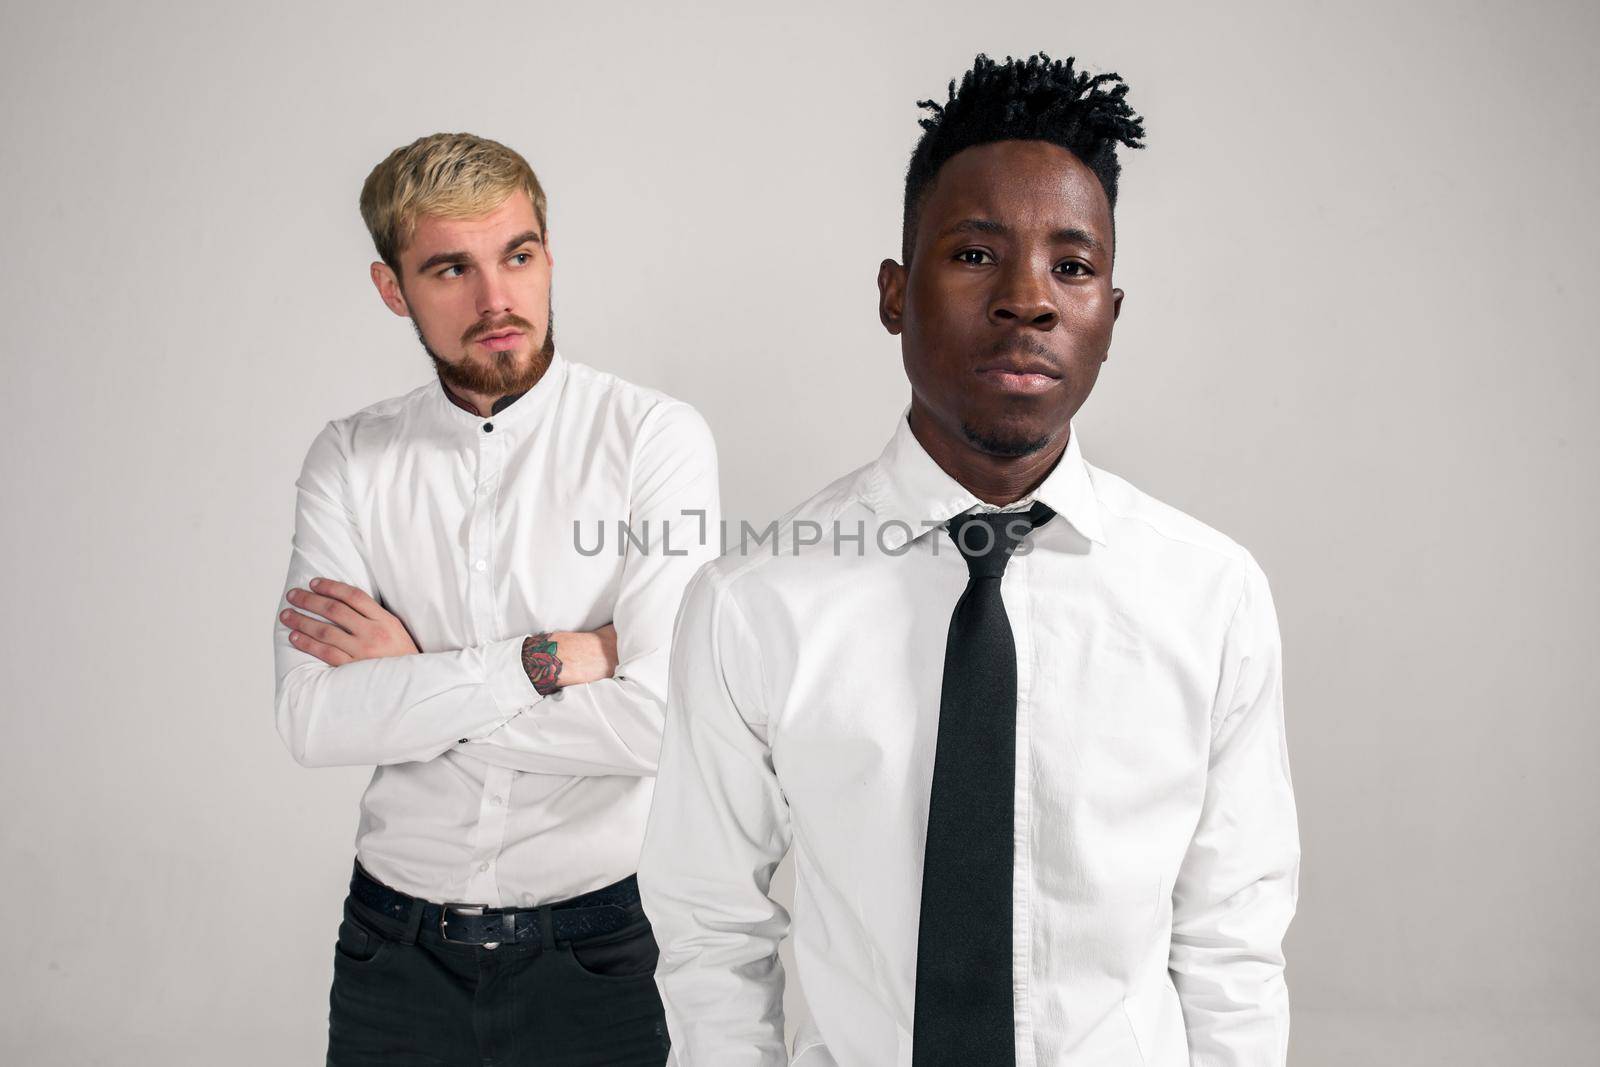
[865,404,1107,550]
[433,348,569,432]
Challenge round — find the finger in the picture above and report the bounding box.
[281,609,357,654]
[309,577,384,620]
[285,588,363,632]
[286,628,354,667]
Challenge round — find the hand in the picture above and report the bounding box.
[280,578,421,666]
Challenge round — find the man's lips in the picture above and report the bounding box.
[474,329,524,352]
[975,359,1062,395]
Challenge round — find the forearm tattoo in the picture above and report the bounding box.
[521,632,563,695]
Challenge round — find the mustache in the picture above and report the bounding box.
[988,334,1055,360]
[462,314,537,345]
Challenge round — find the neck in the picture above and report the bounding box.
[907,403,1068,507]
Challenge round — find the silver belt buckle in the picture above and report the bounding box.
[441,903,493,949]
[439,904,515,950]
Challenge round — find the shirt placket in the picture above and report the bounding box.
[1008,553,1038,1067]
[464,420,515,906]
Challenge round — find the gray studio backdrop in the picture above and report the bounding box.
[1,1,1595,1063]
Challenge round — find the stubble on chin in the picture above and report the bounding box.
[959,416,1053,458]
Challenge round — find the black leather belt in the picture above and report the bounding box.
[350,862,642,947]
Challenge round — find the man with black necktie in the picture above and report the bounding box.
[639,54,1299,1066]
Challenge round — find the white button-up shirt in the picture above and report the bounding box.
[274,349,720,907]
[640,409,1298,1066]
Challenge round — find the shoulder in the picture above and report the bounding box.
[298,382,433,476]
[1089,462,1259,566]
[560,357,714,452]
[1087,461,1273,623]
[330,381,432,434]
[697,461,874,596]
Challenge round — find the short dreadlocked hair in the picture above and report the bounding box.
[902,53,1146,262]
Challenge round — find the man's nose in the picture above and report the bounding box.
[474,269,515,319]
[987,262,1059,329]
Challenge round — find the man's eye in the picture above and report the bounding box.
[955,249,993,266]
[440,264,465,278]
[510,252,532,266]
[1055,261,1091,277]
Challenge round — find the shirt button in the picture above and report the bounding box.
[478,861,491,873]
[491,795,504,806]
[482,422,494,433]
[474,560,487,573]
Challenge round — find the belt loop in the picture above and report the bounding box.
[400,898,426,946]
[539,904,556,950]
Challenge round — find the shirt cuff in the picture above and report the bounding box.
[485,633,544,718]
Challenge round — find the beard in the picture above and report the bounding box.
[960,416,1052,457]
[415,304,557,398]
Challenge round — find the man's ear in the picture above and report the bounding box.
[878,258,907,336]
[371,261,410,318]
[541,227,553,269]
[1102,288,1125,364]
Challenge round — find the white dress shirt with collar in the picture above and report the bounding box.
[274,349,721,907]
[639,407,1298,1066]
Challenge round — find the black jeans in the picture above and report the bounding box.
[326,881,670,1066]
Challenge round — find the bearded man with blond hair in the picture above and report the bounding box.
[272,132,718,1065]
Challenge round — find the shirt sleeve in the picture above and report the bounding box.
[637,561,793,1065]
[1169,551,1301,1066]
[273,420,539,768]
[455,399,722,777]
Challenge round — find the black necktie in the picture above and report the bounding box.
[913,501,1056,1066]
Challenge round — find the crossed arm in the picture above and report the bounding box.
[273,401,720,775]
[279,577,617,695]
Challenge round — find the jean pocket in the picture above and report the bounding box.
[564,917,660,981]
[333,900,391,965]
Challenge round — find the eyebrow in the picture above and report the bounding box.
[413,230,544,275]
[940,217,1106,254]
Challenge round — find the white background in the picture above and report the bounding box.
[1,1,1596,1062]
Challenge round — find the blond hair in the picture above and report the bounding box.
[359,132,548,269]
